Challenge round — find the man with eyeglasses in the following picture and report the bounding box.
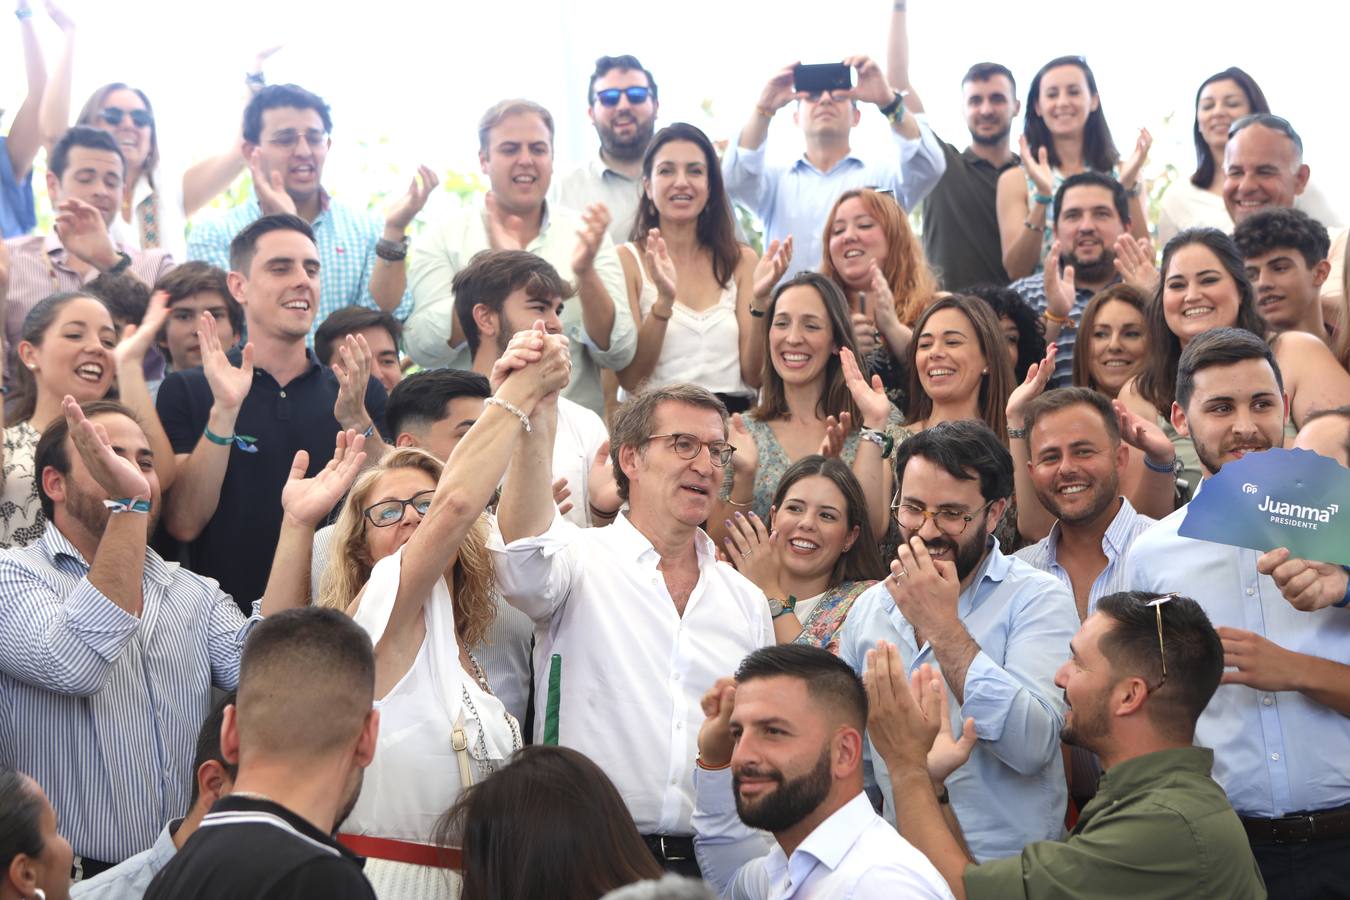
[835,419,1078,862]
[492,381,774,876]
[187,83,439,343]
[724,18,945,280]
[554,55,660,245]
[866,591,1267,899]
[1126,327,1350,899]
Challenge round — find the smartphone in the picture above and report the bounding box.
[793,63,853,96]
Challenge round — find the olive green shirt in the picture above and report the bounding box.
[964,747,1266,900]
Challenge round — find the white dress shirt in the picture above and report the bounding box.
[693,767,954,899]
[553,155,643,245]
[489,511,774,834]
[1125,489,1350,818]
[402,201,637,415]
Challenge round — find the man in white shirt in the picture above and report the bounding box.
[554,55,658,245]
[491,382,773,875]
[454,248,614,527]
[691,643,953,899]
[403,98,636,415]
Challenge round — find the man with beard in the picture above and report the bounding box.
[1010,172,1129,386]
[867,591,1266,899]
[884,4,1020,290]
[457,249,612,527]
[145,608,379,899]
[555,55,659,245]
[690,644,954,898]
[1127,327,1350,900]
[836,420,1078,862]
[404,98,635,416]
[0,399,349,877]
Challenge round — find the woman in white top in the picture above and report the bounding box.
[39,9,274,258]
[310,328,570,899]
[616,122,787,413]
[1158,67,1342,246]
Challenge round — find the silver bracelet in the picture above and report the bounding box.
[485,396,532,432]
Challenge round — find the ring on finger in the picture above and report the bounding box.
[741,549,753,559]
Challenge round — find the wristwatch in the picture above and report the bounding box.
[376,236,410,262]
[879,90,908,125]
[767,596,798,619]
[105,251,133,276]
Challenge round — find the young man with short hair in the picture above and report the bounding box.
[692,644,953,897]
[1233,206,1332,339]
[186,83,437,339]
[1127,327,1350,899]
[158,213,388,610]
[314,305,403,394]
[554,54,659,244]
[144,608,380,900]
[404,99,635,415]
[869,590,1266,899]
[154,262,242,372]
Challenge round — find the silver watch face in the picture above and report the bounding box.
[767,598,784,617]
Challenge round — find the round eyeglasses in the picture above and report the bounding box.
[891,499,995,536]
[645,433,736,467]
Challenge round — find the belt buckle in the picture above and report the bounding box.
[659,836,687,861]
[1274,813,1317,844]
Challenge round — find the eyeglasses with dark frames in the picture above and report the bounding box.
[363,489,436,528]
[1146,593,1178,690]
[645,433,736,467]
[595,87,652,107]
[891,498,995,536]
[99,107,153,129]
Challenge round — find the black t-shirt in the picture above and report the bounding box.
[144,795,375,900]
[920,140,1021,292]
[156,348,387,611]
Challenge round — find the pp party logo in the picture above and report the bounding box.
[1179,448,1350,566]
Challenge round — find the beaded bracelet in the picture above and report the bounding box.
[485,396,532,432]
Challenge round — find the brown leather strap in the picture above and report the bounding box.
[1241,804,1350,844]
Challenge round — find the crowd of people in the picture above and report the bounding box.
[2,1,1349,899]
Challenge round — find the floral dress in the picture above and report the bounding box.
[1,421,46,549]
[793,581,878,655]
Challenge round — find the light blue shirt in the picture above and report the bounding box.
[722,117,946,279]
[71,819,179,899]
[837,539,1078,862]
[1125,487,1350,818]
[0,525,259,862]
[187,193,411,341]
[1016,496,1157,615]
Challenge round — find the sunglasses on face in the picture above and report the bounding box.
[99,107,153,129]
[595,87,652,107]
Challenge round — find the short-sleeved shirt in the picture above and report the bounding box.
[0,135,37,238]
[964,747,1267,900]
[921,141,1020,291]
[145,795,375,900]
[155,347,387,610]
[186,193,410,341]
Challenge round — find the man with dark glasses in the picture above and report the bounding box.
[492,382,774,877]
[1127,328,1350,899]
[867,590,1266,899]
[835,420,1078,863]
[556,55,660,245]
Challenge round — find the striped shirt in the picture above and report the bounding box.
[1015,496,1156,615]
[0,524,260,862]
[187,192,412,341]
[2,230,174,384]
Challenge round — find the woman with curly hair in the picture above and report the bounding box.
[967,284,1047,382]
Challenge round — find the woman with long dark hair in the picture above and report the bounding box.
[0,767,72,900]
[1122,228,1350,490]
[1157,68,1340,244]
[615,123,788,413]
[435,745,663,900]
[996,56,1150,280]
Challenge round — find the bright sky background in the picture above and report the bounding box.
[4,0,1344,227]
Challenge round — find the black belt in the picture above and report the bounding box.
[73,855,117,881]
[642,833,696,862]
[1241,803,1350,844]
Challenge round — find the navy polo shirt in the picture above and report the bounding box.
[156,348,387,611]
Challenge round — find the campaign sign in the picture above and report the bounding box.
[1179,448,1350,566]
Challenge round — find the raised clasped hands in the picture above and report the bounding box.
[490,323,572,402]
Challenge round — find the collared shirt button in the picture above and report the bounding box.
[1271,752,1280,762]
[279,390,287,398]
[1263,696,1274,706]
[675,722,683,731]
[1245,587,1255,596]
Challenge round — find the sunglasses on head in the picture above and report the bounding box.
[595,87,652,107]
[99,107,153,129]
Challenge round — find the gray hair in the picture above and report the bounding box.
[609,383,728,502]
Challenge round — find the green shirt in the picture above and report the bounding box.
[964,747,1266,900]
